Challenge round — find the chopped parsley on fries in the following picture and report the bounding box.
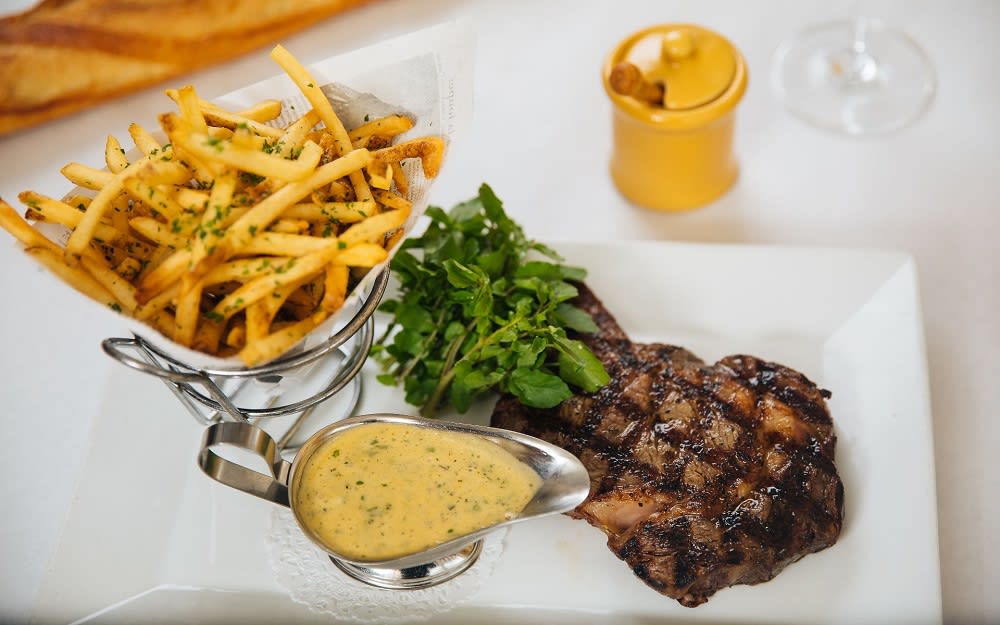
[0,45,445,366]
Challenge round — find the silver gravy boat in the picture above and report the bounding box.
[198,413,590,589]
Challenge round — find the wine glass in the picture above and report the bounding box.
[772,13,935,135]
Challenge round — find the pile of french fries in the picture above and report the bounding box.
[0,45,444,367]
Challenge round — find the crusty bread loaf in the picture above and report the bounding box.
[0,0,377,136]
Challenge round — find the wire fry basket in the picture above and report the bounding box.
[102,268,390,447]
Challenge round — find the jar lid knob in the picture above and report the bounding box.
[662,30,694,61]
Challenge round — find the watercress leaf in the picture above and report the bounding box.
[550,280,579,304]
[403,376,435,407]
[497,349,518,369]
[460,368,503,391]
[513,277,543,295]
[423,205,452,226]
[558,265,587,282]
[472,287,493,318]
[509,368,572,409]
[477,183,506,223]
[449,196,483,223]
[529,240,563,260]
[554,336,610,393]
[514,261,564,280]
[396,303,435,333]
[443,321,466,342]
[389,250,426,278]
[479,344,505,360]
[553,303,600,333]
[392,328,426,356]
[515,339,546,368]
[443,259,482,289]
[376,373,397,386]
[477,249,508,277]
[448,289,474,303]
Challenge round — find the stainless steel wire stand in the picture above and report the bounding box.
[101,268,390,449]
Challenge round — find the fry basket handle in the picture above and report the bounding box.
[102,337,205,383]
[198,422,292,507]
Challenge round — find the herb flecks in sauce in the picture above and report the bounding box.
[295,423,541,561]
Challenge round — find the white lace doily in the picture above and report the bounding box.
[266,508,506,623]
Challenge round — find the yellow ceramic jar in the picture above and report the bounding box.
[603,24,748,211]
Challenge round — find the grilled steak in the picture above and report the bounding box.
[491,284,844,607]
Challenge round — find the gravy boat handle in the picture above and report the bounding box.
[198,421,292,507]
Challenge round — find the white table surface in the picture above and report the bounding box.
[0,1,996,623]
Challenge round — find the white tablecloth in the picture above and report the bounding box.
[0,0,996,623]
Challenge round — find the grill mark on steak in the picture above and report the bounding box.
[491,283,844,607]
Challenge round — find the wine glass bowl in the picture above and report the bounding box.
[772,18,935,135]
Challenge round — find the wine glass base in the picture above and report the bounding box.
[772,19,935,135]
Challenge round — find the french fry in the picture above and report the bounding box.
[270,44,374,202]
[245,300,271,344]
[225,322,247,349]
[66,156,188,257]
[384,227,405,252]
[166,89,284,139]
[0,199,63,254]
[173,277,203,347]
[282,200,376,224]
[210,242,340,320]
[239,310,329,367]
[371,136,446,178]
[211,148,370,260]
[192,316,226,354]
[60,162,113,190]
[181,132,323,182]
[239,232,335,256]
[18,192,123,244]
[372,188,413,212]
[115,257,142,281]
[137,249,192,302]
[321,264,349,312]
[175,85,209,136]
[134,282,180,321]
[26,247,120,308]
[80,255,139,313]
[129,217,188,249]
[278,110,321,158]
[269,218,310,234]
[128,122,162,156]
[237,99,283,123]
[203,256,293,285]
[246,272,311,343]
[173,188,210,211]
[348,114,414,144]
[338,209,409,246]
[391,160,409,197]
[271,45,352,155]
[105,135,129,173]
[187,168,237,277]
[123,178,186,220]
[336,243,388,267]
[366,161,393,190]
[108,193,130,234]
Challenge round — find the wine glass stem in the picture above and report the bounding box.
[836,17,879,87]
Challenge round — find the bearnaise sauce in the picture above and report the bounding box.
[294,422,542,561]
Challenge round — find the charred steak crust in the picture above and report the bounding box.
[491,284,844,607]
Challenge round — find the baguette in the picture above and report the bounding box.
[0,0,377,136]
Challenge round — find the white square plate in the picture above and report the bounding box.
[32,240,941,625]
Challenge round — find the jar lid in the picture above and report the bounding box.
[604,24,747,127]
